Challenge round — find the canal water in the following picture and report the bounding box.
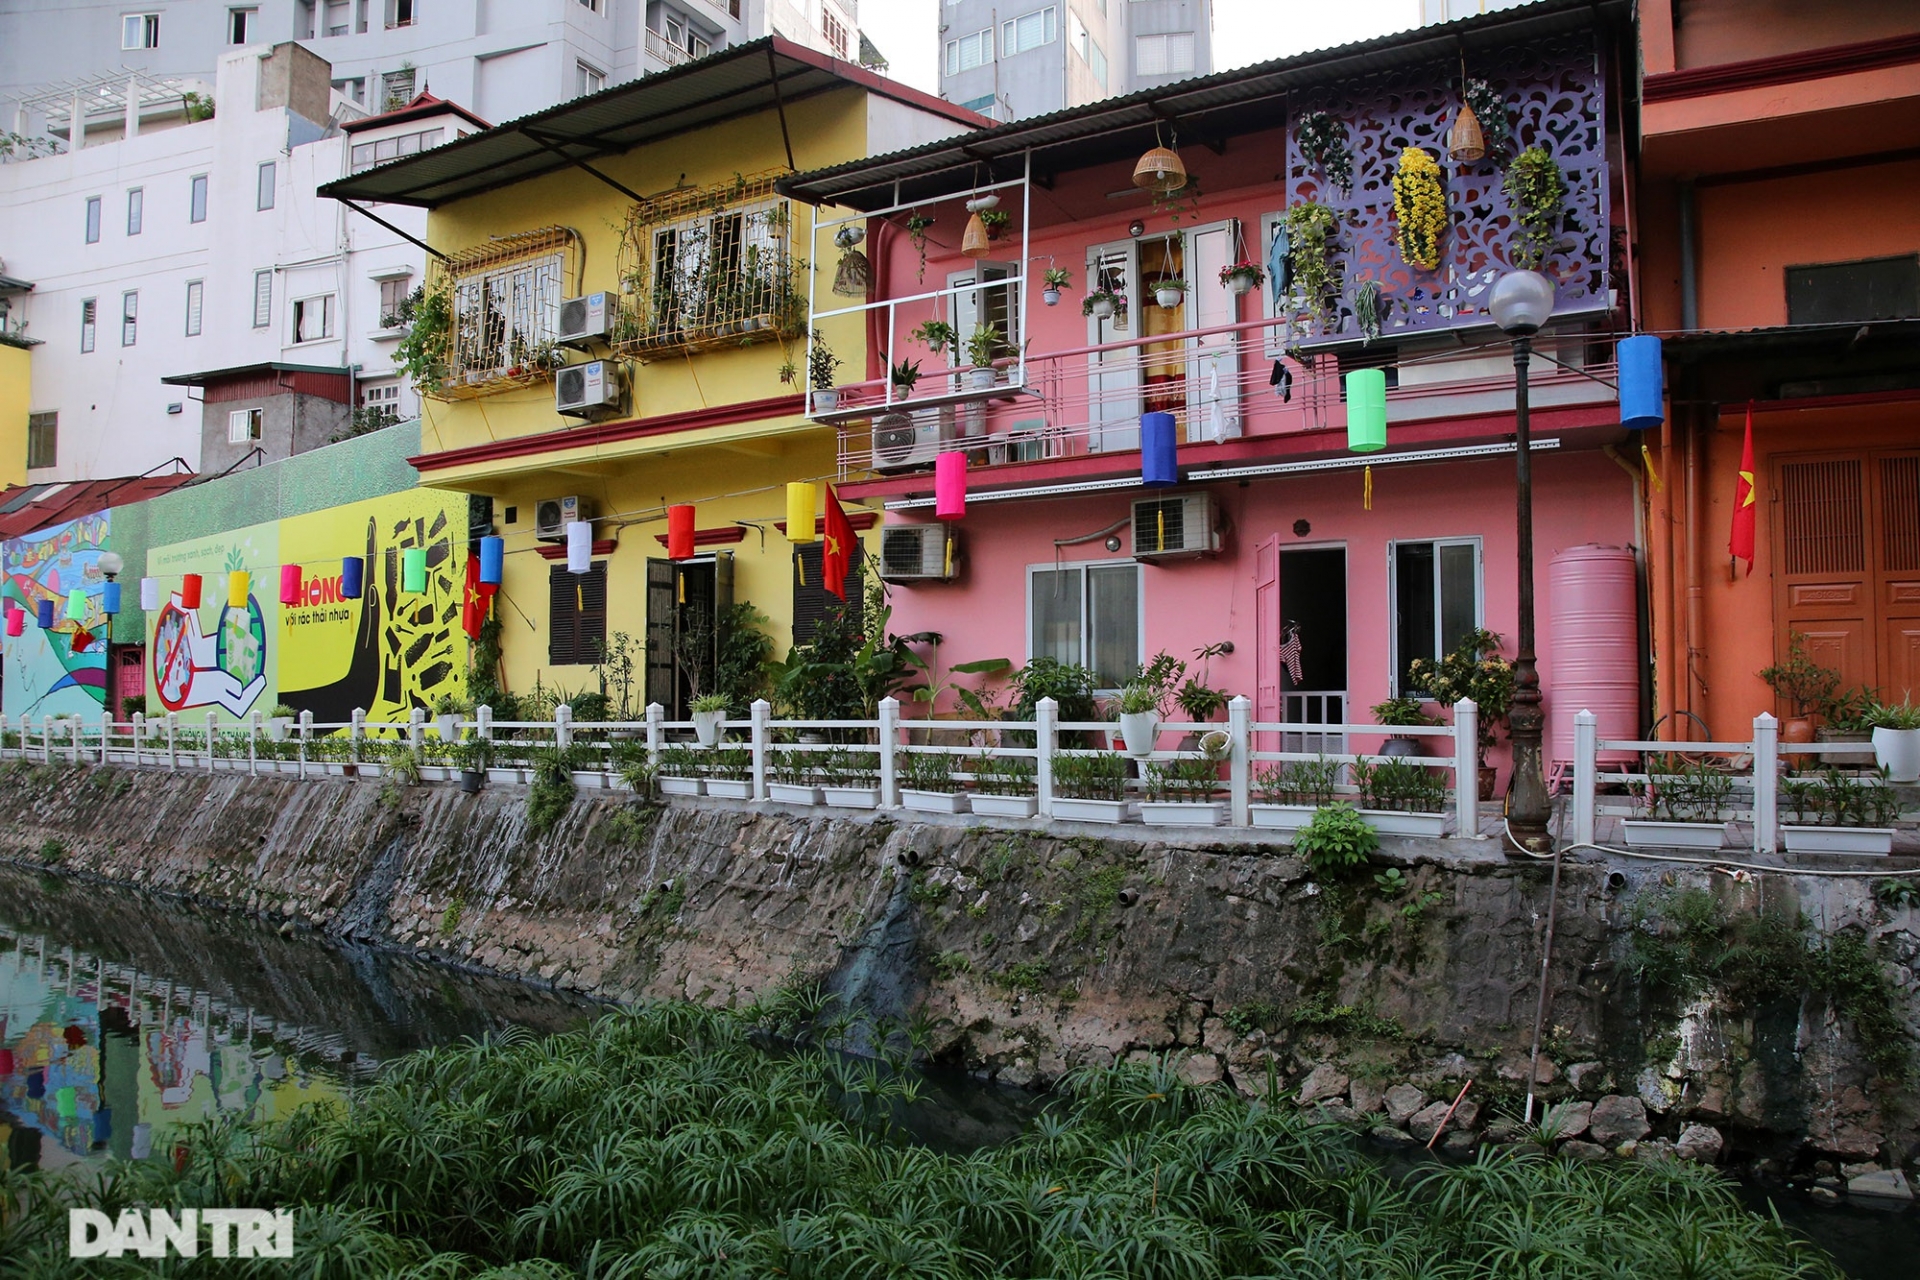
[1,862,1911,1275]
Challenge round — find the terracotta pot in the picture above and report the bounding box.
[1781,716,1816,744]
[1478,765,1497,802]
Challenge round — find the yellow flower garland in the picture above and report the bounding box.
[1392,146,1447,272]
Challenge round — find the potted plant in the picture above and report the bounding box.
[570,744,613,791]
[1758,632,1840,744]
[657,744,705,796]
[1250,756,1341,834]
[690,693,729,747]
[963,324,1003,388]
[1350,756,1452,837]
[888,357,922,401]
[807,334,843,413]
[1152,277,1189,309]
[1815,686,1876,767]
[1114,651,1184,758]
[1406,628,1513,799]
[1219,260,1266,297]
[1052,751,1132,823]
[1503,145,1567,272]
[768,748,823,805]
[486,741,527,786]
[415,741,454,783]
[1867,697,1920,782]
[901,749,968,814]
[454,737,491,793]
[1371,696,1440,760]
[1082,289,1123,322]
[1780,765,1897,855]
[1041,268,1073,307]
[979,209,1010,241]
[1623,754,1734,849]
[266,704,298,742]
[1141,750,1227,827]
[903,210,934,282]
[703,747,754,799]
[969,753,1037,817]
[818,746,881,809]
[911,319,956,357]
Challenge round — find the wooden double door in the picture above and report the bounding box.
[1772,450,1920,702]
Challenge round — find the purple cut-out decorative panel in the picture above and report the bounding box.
[1283,30,1610,348]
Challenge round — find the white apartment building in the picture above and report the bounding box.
[0,41,480,481]
[937,0,1213,121]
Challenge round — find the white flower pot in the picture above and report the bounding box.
[658,775,704,796]
[1155,287,1185,309]
[1361,809,1453,837]
[704,778,753,799]
[822,785,879,809]
[969,367,997,389]
[1226,274,1256,297]
[1119,712,1160,758]
[902,789,969,814]
[267,718,292,742]
[1250,803,1318,833]
[1052,797,1133,824]
[486,767,523,786]
[571,770,610,790]
[969,793,1037,818]
[1141,800,1225,827]
[1088,298,1115,320]
[1621,819,1730,850]
[418,765,451,782]
[692,710,725,747]
[1781,825,1893,856]
[768,782,823,805]
[812,389,839,413]
[1872,726,1920,782]
[436,715,460,743]
[1042,288,1061,307]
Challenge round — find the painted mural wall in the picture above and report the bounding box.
[1,511,113,720]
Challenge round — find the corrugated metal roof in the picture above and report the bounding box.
[779,0,1629,211]
[159,361,350,387]
[1665,318,1920,357]
[0,473,196,541]
[317,37,984,210]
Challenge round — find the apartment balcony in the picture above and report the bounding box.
[645,29,693,69]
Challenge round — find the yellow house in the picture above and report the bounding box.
[0,334,30,489]
[321,40,978,716]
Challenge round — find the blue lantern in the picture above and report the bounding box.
[1618,334,1664,430]
[479,535,504,586]
[1142,412,1178,487]
[101,581,122,615]
[92,1106,113,1145]
[35,598,53,629]
[341,556,365,600]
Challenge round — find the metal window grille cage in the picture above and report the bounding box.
[612,173,805,361]
[424,226,582,402]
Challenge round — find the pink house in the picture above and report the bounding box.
[778,0,1643,786]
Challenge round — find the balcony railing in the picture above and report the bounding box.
[644,29,692,67]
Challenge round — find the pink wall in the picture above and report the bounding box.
[887,449,1636,775]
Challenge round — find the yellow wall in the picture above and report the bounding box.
[0,344,29,487]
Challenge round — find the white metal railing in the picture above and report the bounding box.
[644,29,692,67]
[0,696,1485,839]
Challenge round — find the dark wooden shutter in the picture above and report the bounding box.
[792,543,864,644]
[548,563,607,664]
[645,559,676,707]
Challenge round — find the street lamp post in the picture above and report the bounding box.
[98,551,124,723]
[1489,270,1557,854]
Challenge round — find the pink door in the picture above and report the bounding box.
[1254,534,1281,752]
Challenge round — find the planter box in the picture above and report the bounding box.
[355,761,384,778]
[822,785,880,809]
[321,762,348,776]
[1782,825,1894,856]
[969,793,1037,818]
[1052,797,1133,824]
[1141,800,1226,827]
[704,778,753,800]
[418,765,452,783]
[1622,819,1729,850]
[767,782,823,805]
[1249,803,1317,833]
[657,775,704,797]
[486,767,524,786]
[1813,728,1875,768]
[1361,809,1453,838]
[278,760,309,776]
[571,770,611,791]
[902,789,969,814]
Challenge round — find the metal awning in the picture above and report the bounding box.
[317,37,983,211]
[778,0,1628,211]
[160,361,349,387]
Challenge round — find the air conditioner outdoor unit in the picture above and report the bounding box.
[879,525,955,581]
[555,360,620,417]
[1132,493,1217,558]
[535,495,594,542]
[870,406,954,472]
[558,292,618,347]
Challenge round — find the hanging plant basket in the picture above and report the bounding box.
[1391,146,1447,271]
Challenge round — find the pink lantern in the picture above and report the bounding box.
[280,564,302,606]
[4,608,21,637]
[934,451,967,521]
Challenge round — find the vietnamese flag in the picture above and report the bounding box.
[460,553,489,640]
[822,485,855,602]
[1729,403,1757,576]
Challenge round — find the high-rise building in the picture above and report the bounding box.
[937,0,1213,121]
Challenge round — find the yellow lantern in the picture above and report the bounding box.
[227,570,250,608]
[786,482,818,544]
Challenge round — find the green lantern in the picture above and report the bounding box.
[1346,368,1387,453]
[65,588,86,621]
[402,547,427,593]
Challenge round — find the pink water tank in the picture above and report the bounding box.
[1548,544,1640,765]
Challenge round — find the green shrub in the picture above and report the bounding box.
[1293,802,1378,875]
[1053,751,1128,801]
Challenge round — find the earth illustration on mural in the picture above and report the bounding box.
[217,596,267,688]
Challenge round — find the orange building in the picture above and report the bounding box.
[1634,0,1920,737]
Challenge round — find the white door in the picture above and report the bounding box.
[1085,241,1139,452]
[1185,219,1243,443]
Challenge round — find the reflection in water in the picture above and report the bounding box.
[0,865,599,1170]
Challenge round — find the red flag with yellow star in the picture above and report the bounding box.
[822,485,855,602]
[1729,403,1757,575]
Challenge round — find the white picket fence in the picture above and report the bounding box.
[0,695,1485,837]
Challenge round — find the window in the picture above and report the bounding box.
[229,6,256,42]
[944,29,993,75]
[385,0,415,30]
[79,299,96,352]
[378,275,411,325]
[948,261,1020,364]
[548,563,607,664]
[349,126,443,173]
[576,61,605,96]
[792,543,864,644]
[1001,7,1056,57]
[362,381,401,411]
[256,161,275,211]
[1391,539,1482,694]
[958,93,999,119]
[381,68,416,110]
[1786,255,1920,326]
[450,251,564,375]
[1028,562,1141,689]
[120,291,138,346]
[324,0,349,35]
[189,173,208,222]
[1134,30,1195,76]
[27,412,56,470]
[578,0,600,9]
[1070,12,1108,89]
[822,8,849,58]
[253,270,273,327]
[630,180,790,351]
[1088,39,1108,89]
[126,187,143,235]
[122,13,160,49]
[333,76,366,104]
[227,407,263,444]
[292,294,336,342]
[185,280,203,336]
[85,196,101,244]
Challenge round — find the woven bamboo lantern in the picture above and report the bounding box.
[960,211,991,259]
[1132,144,1187,192]
[1447,101,1486,163]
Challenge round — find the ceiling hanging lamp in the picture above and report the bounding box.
[1133,126,1188,193]
[1447,52,1486,163]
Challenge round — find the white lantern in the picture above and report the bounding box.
[139,577,161,611]
[566,521,592,574]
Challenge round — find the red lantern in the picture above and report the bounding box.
[179,573,202,608]
[667,504,696,560]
